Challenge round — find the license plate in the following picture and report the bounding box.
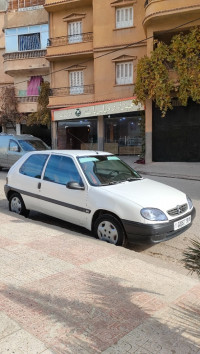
[174,215,191,231]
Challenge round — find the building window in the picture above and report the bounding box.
[19,33,41,51]
[116,7,133,29]
[116,62,133,85]
[68,21,82,44]
[70,71,84,95]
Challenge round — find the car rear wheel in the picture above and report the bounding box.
[94,214,126,246]
[9,193,29,217]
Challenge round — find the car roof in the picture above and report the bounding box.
[29,150,113,157]
[0,134,41,141]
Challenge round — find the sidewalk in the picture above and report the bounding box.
[121,156,200,181]
[0,203,200,353]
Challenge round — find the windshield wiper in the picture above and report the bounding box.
[126,177,142,182]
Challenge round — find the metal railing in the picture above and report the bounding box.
[3,49,47,60]
[47,32,93,47]
[8,0,45,11]
[50,85,94,96]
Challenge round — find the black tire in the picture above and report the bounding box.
[9,192,29,217]
[94,214,126,246]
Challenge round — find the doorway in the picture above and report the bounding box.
[66,126,90,149]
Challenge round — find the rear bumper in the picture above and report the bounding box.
[122,207,196,244]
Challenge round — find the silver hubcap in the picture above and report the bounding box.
[11,197,22,214]
[97,220,118,244]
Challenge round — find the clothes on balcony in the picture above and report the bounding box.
[27,76,42,96]
[19,33,41,51]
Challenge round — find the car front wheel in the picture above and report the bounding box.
[9,193,29,217]
[94,214,126,246]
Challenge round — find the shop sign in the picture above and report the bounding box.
[53,99,143,121]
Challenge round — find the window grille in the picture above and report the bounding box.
[19,33,41,51]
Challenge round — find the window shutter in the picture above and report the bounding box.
[70,71,84,94]
[116,7,133,28]
[68,21,82,43]
[116,62,133,85]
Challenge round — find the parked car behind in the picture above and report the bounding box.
[0,133,49,170]
[4,150,195,246]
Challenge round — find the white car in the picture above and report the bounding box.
[4,150,195,246]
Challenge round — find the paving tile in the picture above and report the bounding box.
[0,329,49,354]
[82,256,198,303]
[0,311,20,340]
[27,235,118,266]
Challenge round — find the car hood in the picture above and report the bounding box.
[101,178,187,210]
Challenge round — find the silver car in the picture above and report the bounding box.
[0,133,49,170]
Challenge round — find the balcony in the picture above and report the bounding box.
[44,0,92,12]
[144,0,200,27]
[48,32,93,47]
[51,85,94,96]
[17,92,39,113]
[8,0,45,11]
[49,84,95,108]
[3,50,49,76]
[46,33,93,60]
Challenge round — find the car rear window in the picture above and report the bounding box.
[19,154,48,178]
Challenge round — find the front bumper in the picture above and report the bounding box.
[122,207,196,244]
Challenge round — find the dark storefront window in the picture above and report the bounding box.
[104,113,143,155]
[57,118,97,150]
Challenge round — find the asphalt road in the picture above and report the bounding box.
[0,170,199,271]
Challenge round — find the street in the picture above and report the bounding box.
[1,169,199,271]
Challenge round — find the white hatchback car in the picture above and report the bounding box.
[4,150,195,246]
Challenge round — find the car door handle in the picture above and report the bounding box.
[38,182,41,190]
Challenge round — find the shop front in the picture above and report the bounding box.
[51,98,144,156]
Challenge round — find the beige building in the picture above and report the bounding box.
[45,0,200,161]
[2,0,50,141]
[45,0,146,156]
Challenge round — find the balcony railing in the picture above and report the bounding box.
[47,33,93,47]
[8,0,45,11]
[51,85,94,96]
[3,49,47,61]
[17,96,38,103]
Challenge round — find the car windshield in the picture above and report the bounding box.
[78,155,142,186]
[19,139,49,151]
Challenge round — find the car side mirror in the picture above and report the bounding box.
[66,181,85,190]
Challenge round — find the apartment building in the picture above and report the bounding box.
[44,0,200,161]
[3,0,50,142]
[45,0,146,155]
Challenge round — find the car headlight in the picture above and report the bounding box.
[187,196,193,210]
[141,208,168,221]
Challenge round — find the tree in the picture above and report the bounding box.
[182,240,200,278]
[27,81,51,126]
[0,85,21,129]
[134,27,200,117]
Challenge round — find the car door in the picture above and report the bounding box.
[16,153,50,212]
[7,139,24,167]
[38,154,89,227]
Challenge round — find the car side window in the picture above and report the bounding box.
[9,140,20,152]
[19,154,48,178]
[43,155,82,185]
